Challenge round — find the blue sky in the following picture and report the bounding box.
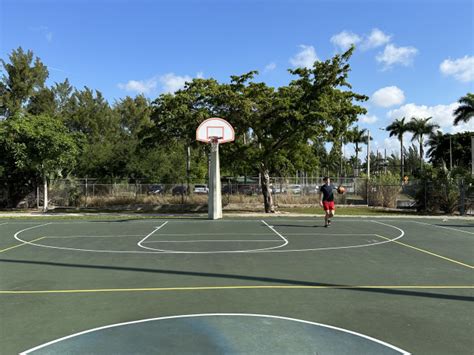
[1,0,473,157]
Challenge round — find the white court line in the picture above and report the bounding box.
[140,220,288,254]
[20,313,410,355]
[44,235,144,239]
[13,223,52,244]
[12,220,405,254]
[411,221,474,235]
[139,221,289,253]
[259,220,405,253]
[0,222,8,226]
[287,233,379,236]
[142,239,282,243]
[137,222,169,250]
[148,233,276,236]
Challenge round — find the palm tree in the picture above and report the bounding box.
[407,117,440,169]
[386,117,410,179]
[453,93,474,126]
[348,126,369,176]
[426,130,448,167]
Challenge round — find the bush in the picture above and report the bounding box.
[414,168,463,214]
[359,173,401,208]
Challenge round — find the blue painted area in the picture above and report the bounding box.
[27,315,408,354]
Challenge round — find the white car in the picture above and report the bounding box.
[288,184,302,194]
[193,184,209,194]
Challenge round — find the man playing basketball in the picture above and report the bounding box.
[319,177,335,227]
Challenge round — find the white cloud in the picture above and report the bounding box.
[371,86,405,107]
[359,114,378,124]
[383,137,402,154]
[118,73,200,94]
[361,28,391,50]
[440,56,474,83]
[387,102,474,134]
[118,78,158,94]
[330,31,361,51]
[264,62,277,73]
[159,73,192,93]
[30,26,53,43]
[290,45,318,69]
[376,44,418,69]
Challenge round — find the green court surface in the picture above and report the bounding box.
[0,217,473,354]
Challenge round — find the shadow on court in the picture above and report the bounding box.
[1,258,472,302]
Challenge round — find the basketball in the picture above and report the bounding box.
[337,186,345,194]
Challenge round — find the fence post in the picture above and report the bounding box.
[460,179,465,216]
[366,178,370,206]
[85,177,88,208]
[424,180,427,212]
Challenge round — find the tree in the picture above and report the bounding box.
[221,47,367,212]
[113,95,153,178]
[0,47,49,118]
[407,117,440,169]
[427,131,472,169]
[426,130,447,167]
[386,117,410,179]
[0,114,78,209]
[348,126,369,176]
[63,87,121,178]
[453,93,474,126]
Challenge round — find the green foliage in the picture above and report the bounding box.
[0,113,78,207]
[427,131,472,169]
[453,93,474,126]
[359,172,401,208]
[407,116,439,168]
[0,47,49,118]
[0,113,78,176]
[414,168,462,214]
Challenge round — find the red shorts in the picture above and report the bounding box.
[322,201,335,211]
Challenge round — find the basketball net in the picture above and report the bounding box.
[209,136,220,152]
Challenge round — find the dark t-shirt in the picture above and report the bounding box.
[320,184,334,202]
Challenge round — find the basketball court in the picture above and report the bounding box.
[0,216,472,354]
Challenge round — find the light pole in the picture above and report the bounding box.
[449,134,453,170]
[367,129,370,179]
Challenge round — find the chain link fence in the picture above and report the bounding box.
[1,177,472,215]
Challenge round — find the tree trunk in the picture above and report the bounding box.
[419,139,423,170]
[43,175,48,212]
[355,143,359,177]
[400,136,404,180]
[260,166,274,213]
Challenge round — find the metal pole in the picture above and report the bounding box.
[471,136,473,176]
[449,135,452,170]
[366,130,370,206]
[186,145,191,195]
[367,130,370,179]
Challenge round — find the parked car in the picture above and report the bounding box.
[304,185,320,194]
[271,185,287,194]
[288,184,302,194]
[147,184,164,195]
[172,185,187,196]
[237,184,257,195]
[222,184,235,194]
[193,184,209,194]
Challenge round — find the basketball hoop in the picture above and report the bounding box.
[196,118,235,220]
[209,136,221,152]
[196,117,235,144]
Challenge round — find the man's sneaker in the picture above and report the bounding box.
[328,219,331,225]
